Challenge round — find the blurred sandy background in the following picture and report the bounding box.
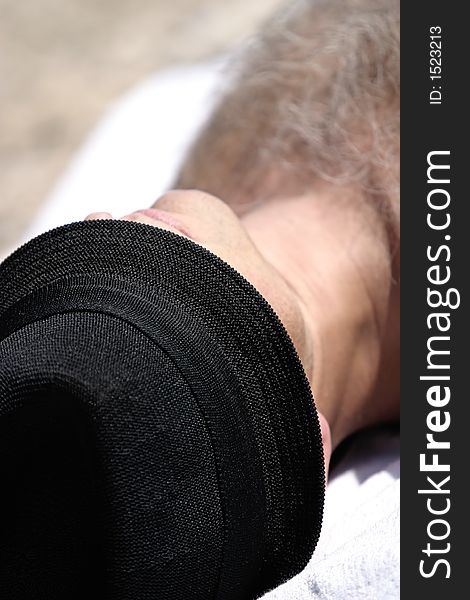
[0,0,280,257]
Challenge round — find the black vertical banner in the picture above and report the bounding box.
[401,2,468,597]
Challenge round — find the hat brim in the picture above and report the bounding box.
[0,220,324,597]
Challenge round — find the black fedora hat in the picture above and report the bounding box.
[0,220,324,600]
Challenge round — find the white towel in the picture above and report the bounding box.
[262,428,399,599]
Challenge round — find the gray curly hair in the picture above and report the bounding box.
[175,0,399,226]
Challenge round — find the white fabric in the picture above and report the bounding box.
[17,58,228,247]
[8,60,400,599]
[262,428,399,599]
